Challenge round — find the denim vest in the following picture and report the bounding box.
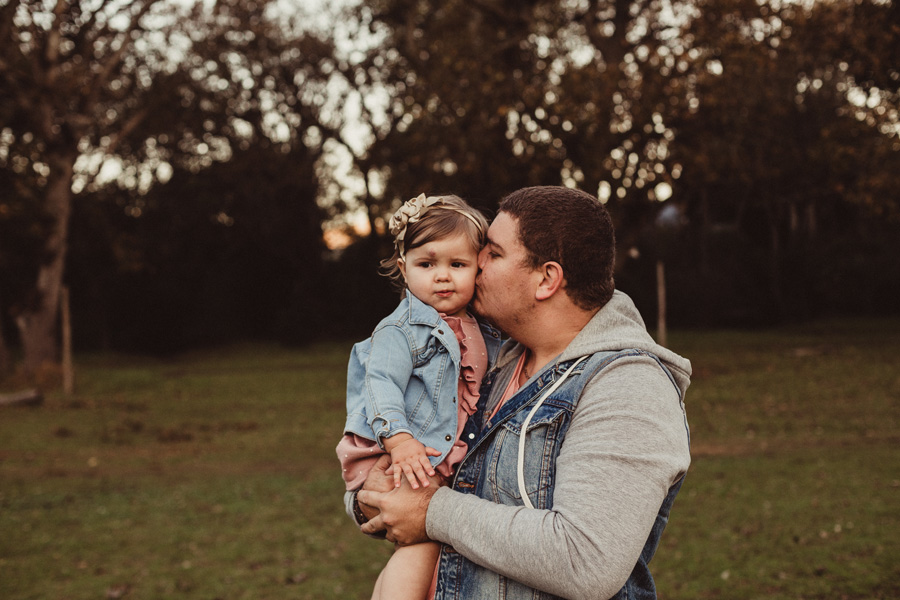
[344,291,503,466]
[434,349,688,600]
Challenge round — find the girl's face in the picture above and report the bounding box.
[399,232,479,318]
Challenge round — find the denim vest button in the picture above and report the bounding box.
[445,434,452,441]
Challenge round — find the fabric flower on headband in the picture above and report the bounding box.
[389,193,442,256]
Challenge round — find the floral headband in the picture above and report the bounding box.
[389,193,483,258]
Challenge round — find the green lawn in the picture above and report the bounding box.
[1,320,898,599]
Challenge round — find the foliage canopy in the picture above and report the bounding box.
[0,0,898,367]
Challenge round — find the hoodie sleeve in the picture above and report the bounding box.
[426,354,691,600]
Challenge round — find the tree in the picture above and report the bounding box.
[664,0,900,322]
[337,0,899,325]
[111,0,338,346]
[336,0,718,327]
[1,0,341,368]
[0,0,186,372]
[336,0,556,221]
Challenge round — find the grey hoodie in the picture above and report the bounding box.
[425,290,692,599]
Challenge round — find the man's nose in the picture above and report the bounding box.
[477,247,488,269]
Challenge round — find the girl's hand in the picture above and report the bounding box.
[385,436,441,489]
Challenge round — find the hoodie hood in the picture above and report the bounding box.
[496,290,692,397]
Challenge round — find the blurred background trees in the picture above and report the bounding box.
[1,0,897,376]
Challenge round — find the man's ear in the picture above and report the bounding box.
[535,261,564,301]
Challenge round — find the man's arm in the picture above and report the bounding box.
[415,357,691,600]
[344,454,394,537]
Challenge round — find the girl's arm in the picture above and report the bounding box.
[363,325,417,444]
[364,324,443,488]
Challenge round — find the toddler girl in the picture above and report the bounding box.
[337,193,501,600]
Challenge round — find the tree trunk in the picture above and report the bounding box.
[0,389,43,407]
[15,150,76,374]
[767,211,785,316]
[699,187,710,275]
[806,202,816,239]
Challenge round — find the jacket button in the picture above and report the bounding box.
[445,435,452,441]
[437,329,444,335]
[468,433,475,440]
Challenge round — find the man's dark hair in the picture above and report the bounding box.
[499,186,615,310]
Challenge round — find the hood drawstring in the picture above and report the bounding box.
[517,355,589,509]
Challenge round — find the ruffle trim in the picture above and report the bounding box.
[441,314,483,417]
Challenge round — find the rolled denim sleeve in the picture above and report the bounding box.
[365,324,416,446]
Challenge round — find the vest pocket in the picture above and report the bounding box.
[485,407,568,509]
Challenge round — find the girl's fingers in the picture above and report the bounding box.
[419,456,436,476]
[404,466,420,489]
[414,467,430,488]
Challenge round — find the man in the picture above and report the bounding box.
[351,186,691,599]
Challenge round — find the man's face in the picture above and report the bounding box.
[472,212,538,332]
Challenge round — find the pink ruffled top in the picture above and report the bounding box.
[434,313,488,478]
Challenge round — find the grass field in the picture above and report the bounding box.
[1,319,898,599]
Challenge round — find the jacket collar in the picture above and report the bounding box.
[403,289,444,327]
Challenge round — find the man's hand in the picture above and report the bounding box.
[358,454,394,526]
[358,473,445,546]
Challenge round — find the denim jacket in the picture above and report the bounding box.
[433,350,688,600]
[344,290,503,466]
